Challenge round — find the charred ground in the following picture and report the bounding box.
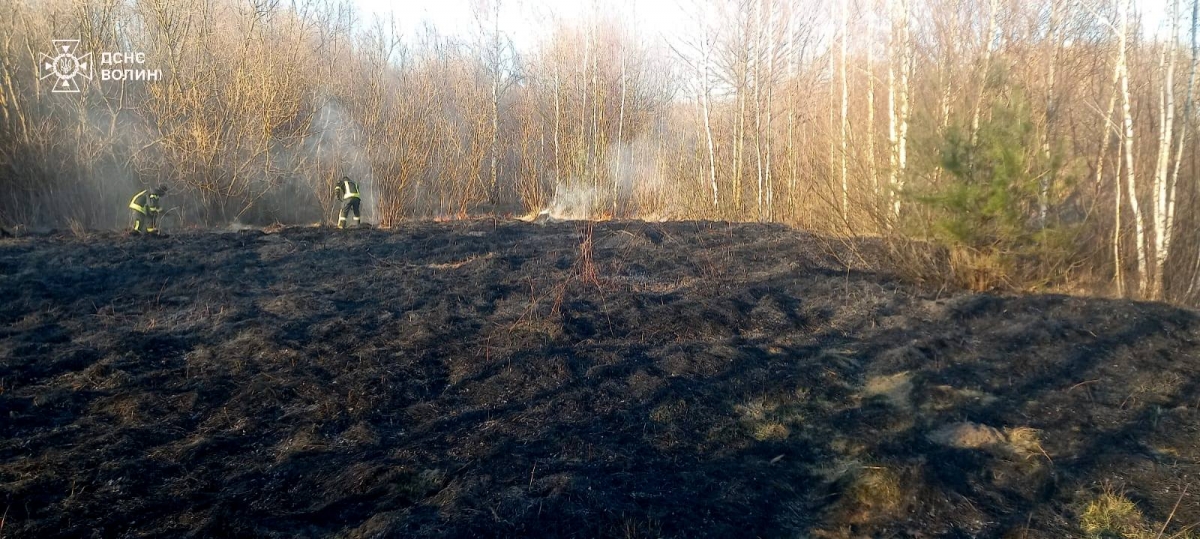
[1,221,1199,538]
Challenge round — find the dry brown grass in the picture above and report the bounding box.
[734,396,806,442]
[67,218,88,239]
[1080,490,1146,538]
[948,246,1013,292]
[862,372,914,409]
[1078,486,1198,539]
[577,222,600,287]
[751,422,790,441]
[841,466,906,524]
[1004,427,1051,461]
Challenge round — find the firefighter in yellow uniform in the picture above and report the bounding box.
[129,186,165,234]
[334,177,362,229]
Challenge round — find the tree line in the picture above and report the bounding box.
[0,0,1197,303]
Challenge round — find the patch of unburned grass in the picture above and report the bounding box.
[928,422,1052,462]
[922,384,998,411]
[1004,426,1051,461]
[1081,490,1145,538]
[1079,487,1197,539]
[752,422,790,441]
[841,466,906,524]
[862,371,913,409]
[734,396,807,442]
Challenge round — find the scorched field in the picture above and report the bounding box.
[2,221,1199,538]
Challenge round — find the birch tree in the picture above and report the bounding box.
[1152,0,1181,299]
[1039,0,1063,227]
[840,0,850,220]
[888,0,912,220]
[970,0,999,145]
[1118,0,1149,297]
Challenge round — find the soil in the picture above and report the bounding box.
[2,220,1199,538]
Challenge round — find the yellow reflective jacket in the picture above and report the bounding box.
[129,190,161,215]
[335,179,361,200]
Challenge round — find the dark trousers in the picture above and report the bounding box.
[131,210,159,233]
[338,198,361,228]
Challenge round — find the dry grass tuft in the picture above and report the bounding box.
[734,399,772,422]
[752,422,790,441]
[1004,427,1050,461]
[842,466,906,524]
[1080,490,1145,538]
[577,222,600,286]
[67,218,88,239]
[862,372,913,409]
[734,397,805,442]
[1077,486,1200,539]
[948,246,1013,292]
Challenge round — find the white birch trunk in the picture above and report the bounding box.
[787,5,797,220]
[1098,55,1122,294]
[735,12,748,214]
[894,0,911,219]
[591,8,600,190]
[1152,0,1181,299]
[828,0,836,217]
[615,46,626,217]
[754,0,765,220]
[490,0,501,200]
[1115,135,1124,297]
[765,0,775,220]
[868,12,877,197]
[887,0,899,224]
[970,0,999,145]
[553,61,561,201]
[840,0,849,221]
[579,19,589,184]
[1119,0,1149,297]
[701,12,719,208]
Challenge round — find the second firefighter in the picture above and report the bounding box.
[334,177,362,229]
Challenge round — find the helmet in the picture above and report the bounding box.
[152,185,167,196]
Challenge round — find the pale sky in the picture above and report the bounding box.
[350,0,1181,50]
[351,0,687,50]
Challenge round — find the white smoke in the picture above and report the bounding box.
[81,107,155,229]
[545,183,603,220]
[536,135,671,222]
[607,134,668,218]
[304,100,379,225]
[225,221,261,232]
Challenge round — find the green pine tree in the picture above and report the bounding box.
[917,87,1076,289]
